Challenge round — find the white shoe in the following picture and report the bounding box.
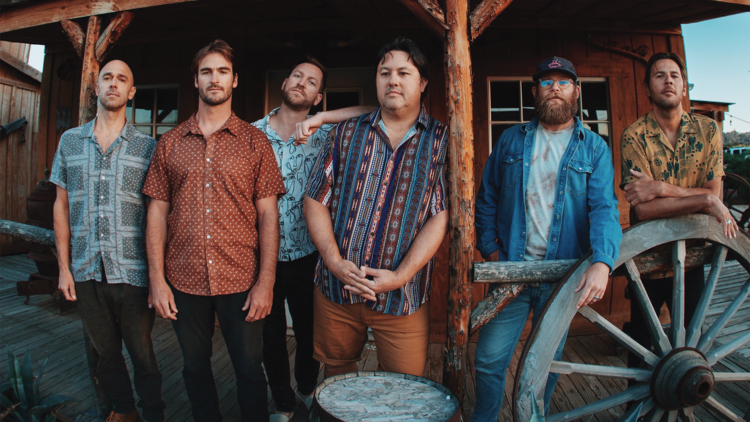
[296,389,314,410]
[270,414,290,422]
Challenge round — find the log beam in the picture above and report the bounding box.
[394,0,448,38]
[96,12,134,62]
[61,19,85,58]
[442,0,475,404]
[469,0,514,42]
[78,16,101,126]
[0,46,42,82]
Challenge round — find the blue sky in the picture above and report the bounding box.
[683,12,750,133]
[25,12,750,133]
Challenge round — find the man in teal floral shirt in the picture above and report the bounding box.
[251,56,372,421]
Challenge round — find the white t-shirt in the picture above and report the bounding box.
[524,123,575,261]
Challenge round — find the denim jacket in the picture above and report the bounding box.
[475,117,621,270]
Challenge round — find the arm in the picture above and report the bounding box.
[295,106,376,144]
[575,140,622,308]
[242,195,279,322]
[475,136,505,260]
[623,169,714,206]
[357,210,448,295]
[146,199,178,320]
[53,186,76,301]
[303,196,376,300]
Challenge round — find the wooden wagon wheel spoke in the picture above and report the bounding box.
[671,241,687,348]
[545,385,650,422]
[642,406,666,422]
[713,371,750,382]
[624,259,672,356]
[666,409,679,422]
[549,361,652,381]
[703,395,745,421]
[678,407,696,422]
[706,330,750,366]
[697,277,750,353]
[686,245,728,348]
[577,306,660,367]
[615,397,656,421]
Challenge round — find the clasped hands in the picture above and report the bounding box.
[329,257,404,301]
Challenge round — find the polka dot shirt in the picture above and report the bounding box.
[142,112,286,296]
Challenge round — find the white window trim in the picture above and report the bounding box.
[127,84,180,138]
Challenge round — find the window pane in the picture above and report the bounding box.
[580,82,608,121]
[157,89,178,124]
[583,122,611,148]
[326,91,360,111]
[490,81,520,121]
[521,81,537,122]
[134,89,155,124]
[135,125,152,136]
[156,125,174,140]
[126,99,133,122]
[491,124,516,151]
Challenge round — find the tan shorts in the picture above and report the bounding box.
[313,288,429,376]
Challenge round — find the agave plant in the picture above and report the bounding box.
[0,348,72,422]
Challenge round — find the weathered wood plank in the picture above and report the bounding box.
[60,20,84,58]
[0,75,40,92]
[625,259,672,356]
[0,219,55,245]
[78,16,100,126]
[546,385,650,422]
[672,240,687,347]
[0,46,42,82]
[442,0,475,405]
[469,0,513,41]
[549,361,651,382]
[578,306,660,367]
[0,0,197,34]
[703,396,744,422]
[95,12,134,62]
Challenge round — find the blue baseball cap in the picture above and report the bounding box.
[533,56,577,82]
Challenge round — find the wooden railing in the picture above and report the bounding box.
[0,219,54,246]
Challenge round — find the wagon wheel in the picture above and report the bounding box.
[723,173,750,232]
[513,214,750,422]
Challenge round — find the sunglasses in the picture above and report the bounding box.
[539,79,576,89]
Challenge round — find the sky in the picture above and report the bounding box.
[24,12,750,133]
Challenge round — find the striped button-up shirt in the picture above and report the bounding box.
[306,106,448,316]
[50,118,156,286]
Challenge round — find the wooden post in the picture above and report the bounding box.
[442,0,475,403]
[78,16,100,126]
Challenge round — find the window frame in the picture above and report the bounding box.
[487,76,611,153]
[125,84,180,139]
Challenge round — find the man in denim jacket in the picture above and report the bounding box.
[472,57,622,421]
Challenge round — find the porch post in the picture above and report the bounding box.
[442,0,475,404]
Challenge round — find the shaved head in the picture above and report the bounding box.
[96,60,136,111]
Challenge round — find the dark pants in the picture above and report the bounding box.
[76,277,165,422]
[169,283,269,422]
[628,267,705,371]
[262,252,320,413]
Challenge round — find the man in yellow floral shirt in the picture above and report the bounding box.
[620,52,737,377]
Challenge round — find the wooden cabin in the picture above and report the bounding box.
[0,41,41,254]
[2,0,750,402]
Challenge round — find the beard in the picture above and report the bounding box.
[650,92,682,110]
[199,84,232,106]
[535,91,579,126]
[282,87,317,112]
[98,91,128,111]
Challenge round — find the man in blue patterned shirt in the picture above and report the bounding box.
[251,56,372,421]
[51,60,164,422]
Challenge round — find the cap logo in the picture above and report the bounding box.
[548,59,562,68]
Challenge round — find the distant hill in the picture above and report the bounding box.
[724,130,750,147]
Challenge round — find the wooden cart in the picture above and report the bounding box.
[472,214,750,421]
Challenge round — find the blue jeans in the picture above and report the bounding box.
[472,283,566,422]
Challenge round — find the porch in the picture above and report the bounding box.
[2,253,749,421]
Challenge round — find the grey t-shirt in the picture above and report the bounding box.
[524,123,574,261]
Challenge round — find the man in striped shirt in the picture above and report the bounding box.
[303,37,449,378]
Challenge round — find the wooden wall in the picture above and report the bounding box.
[0,42,40,247]
[35,27,690,341]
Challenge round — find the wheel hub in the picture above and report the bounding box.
[650,348,714,410]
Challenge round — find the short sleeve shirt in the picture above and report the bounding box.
[49,118,156,286]
[251,108,335,262]
[142,113,286,296]
[305,106,448,316]
[620,111,724,190]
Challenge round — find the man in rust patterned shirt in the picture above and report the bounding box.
[143,40,285,422]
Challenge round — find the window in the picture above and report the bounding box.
[488,77,611,152]
[310,88,364,115]
[125,86,179,140]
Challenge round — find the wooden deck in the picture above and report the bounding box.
[1,254,749,421]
